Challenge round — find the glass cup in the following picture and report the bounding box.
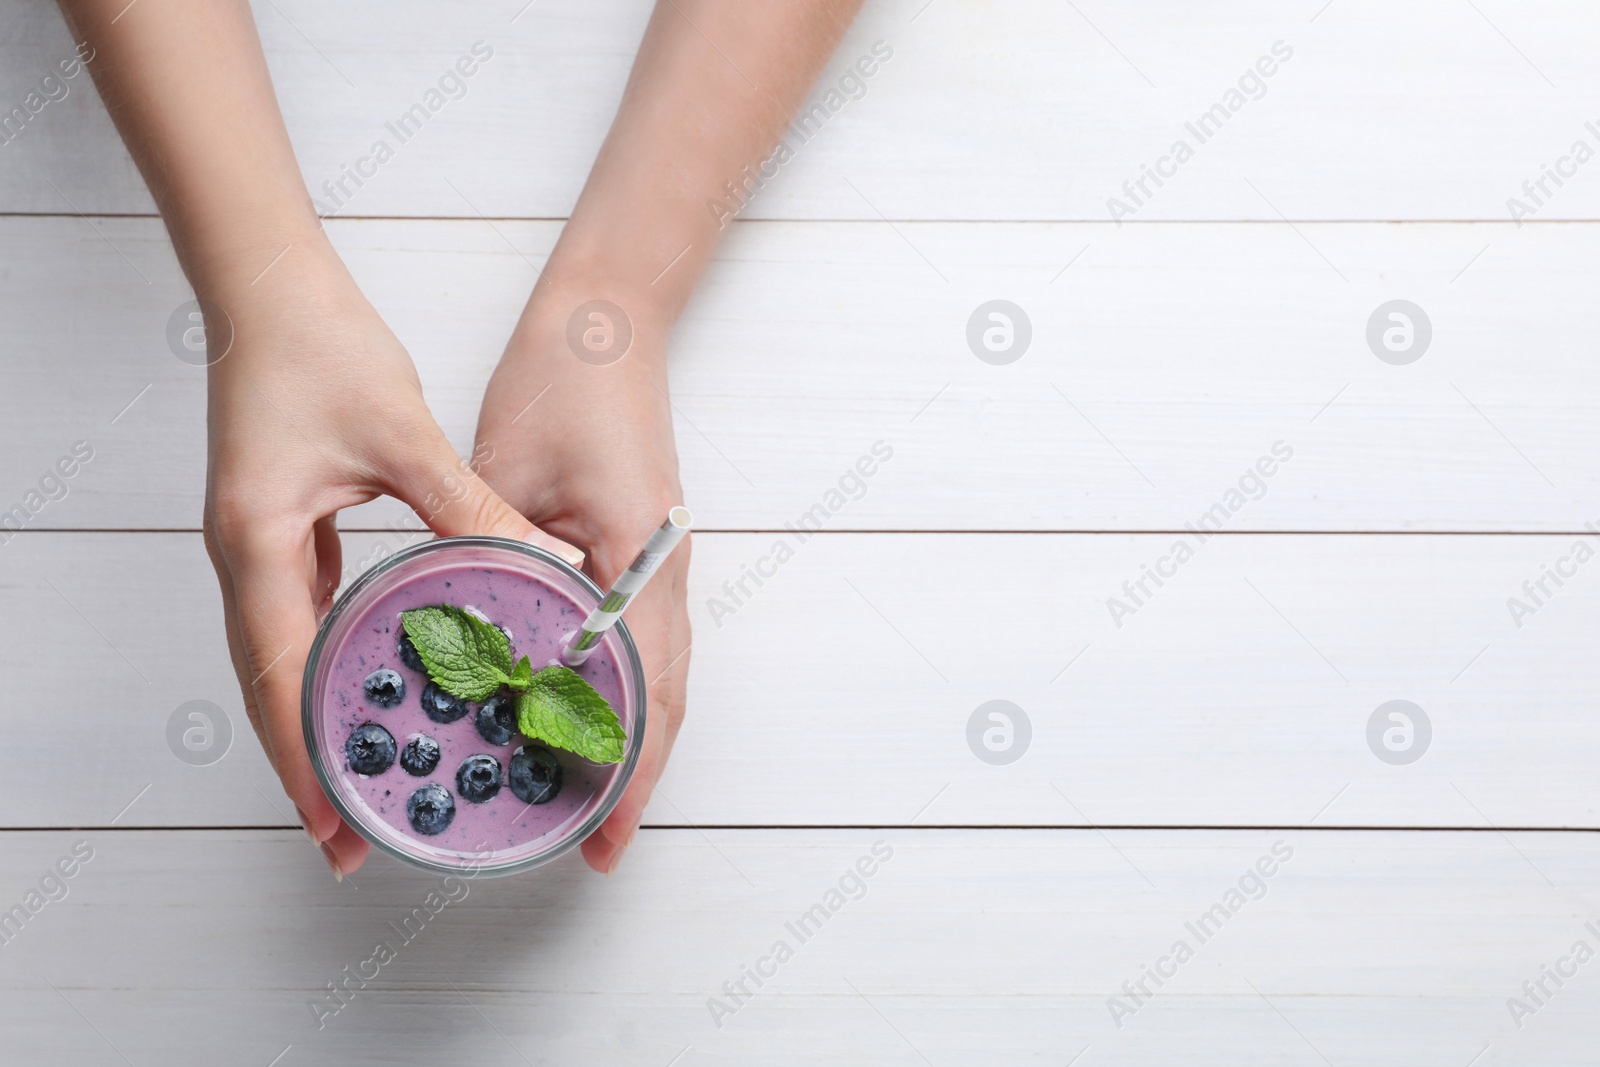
[302,536,646,876]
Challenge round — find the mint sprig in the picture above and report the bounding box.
[399,605,626,764]
[400,606,514,701]
[516,668,627,764]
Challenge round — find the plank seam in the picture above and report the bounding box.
[10,213,1600,226]
[7,824,1597,833]
[13,529,1600,537]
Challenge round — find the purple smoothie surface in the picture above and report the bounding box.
[319,560,625,857]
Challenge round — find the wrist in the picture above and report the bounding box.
[502,266,676,381]
[540,204,713,326]
[540,260,679,332]
[180,202,343,306]
[192,229,373,383]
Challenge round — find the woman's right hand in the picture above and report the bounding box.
[472,286,691,876]
[200,236,542,879]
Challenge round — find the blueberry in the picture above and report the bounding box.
[406,783,456,836]
[396,632,425,672]
[420,681,468,723]
[455,754,502,803]
[508,746,563,805]
[475,694,518,746]
[399,734,440,777]
[363,669,405,708]
[345,723,396,776]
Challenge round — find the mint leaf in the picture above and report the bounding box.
[399,606,513,702]
[507,656,533,691]
[516,666,626,764]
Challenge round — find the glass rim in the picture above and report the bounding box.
[301,534,648,877]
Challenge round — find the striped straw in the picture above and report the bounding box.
[560,506,692,667]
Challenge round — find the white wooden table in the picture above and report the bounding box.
[3,1,1599,1062]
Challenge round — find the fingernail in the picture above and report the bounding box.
[625,827,637,850]
[606,846,625,877]
[319,841,343,883]
[527,532,584,568]
[294,805,318,845]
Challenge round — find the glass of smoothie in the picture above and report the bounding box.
[302,536,646,876]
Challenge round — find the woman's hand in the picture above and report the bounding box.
[202,240,542,879]
[466,0,866,874]
[58,0,550,881]
[473,288,691,875]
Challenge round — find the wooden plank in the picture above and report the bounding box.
[5,0,1600,220]
[0,828,1595,1063]
[4,530,1597,830]
[5,215,1600,534]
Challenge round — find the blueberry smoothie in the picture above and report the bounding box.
[304,538,645,874]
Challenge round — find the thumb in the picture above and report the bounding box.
[390,438,583,565]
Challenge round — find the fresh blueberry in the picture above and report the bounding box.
[508,746,563,805]
[406,783,456,836]
[396,632,425,672]
[475,694,518,746]
[399,734,440,777]
[345,723,396,776]
[455,754,502,803]
[420,681,468,723]
[363,669,405,708]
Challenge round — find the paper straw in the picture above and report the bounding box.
[560,506,691,667]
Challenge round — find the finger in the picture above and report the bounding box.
[581,546,691,874]
[581,642,686,877]
[387,435,584,566]
[525,525,585,569]
[322,818,372,880]
[585,620,689,871]
[216,545,367,878]
[654,549,693,769]
[206,544,276,774]
[581,699,668,875]
[215,517,353,864]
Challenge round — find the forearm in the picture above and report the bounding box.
[56,0,328,298]
[546,0,865,322]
